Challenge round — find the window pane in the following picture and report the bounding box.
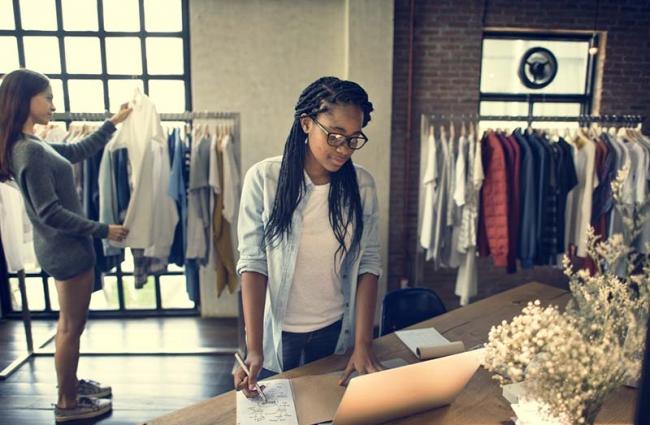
[480,101,529,116]
[49,78,65,112]
[9,277,46,311]
[144,0,181,32]
[160,275,194,309]
[0,37,19,73]
[108,79,143,112]
[19,0,56,30]
[62,0,98,31]
[146,37,183,75]
[533,102,581,117]
[65,37,101,74]
[481,39,589,95]
[123,275,157,309]
[24,36,61,73]
[479,102,528,133]
[106,37,142,74]
[47,277,59,311]
[68,79,104,112]
[0,0,15,29]
[103,0,139,31]
[89,276,120,310]
[148,80,185,113]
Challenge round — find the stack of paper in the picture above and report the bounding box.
[395,327,465,360]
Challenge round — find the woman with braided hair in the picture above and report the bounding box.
[234,76,384,396]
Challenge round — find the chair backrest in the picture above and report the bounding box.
[380,287,447,336]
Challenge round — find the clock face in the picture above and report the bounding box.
[518,47,558,89]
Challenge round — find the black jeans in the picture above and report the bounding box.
[258,319,342,380]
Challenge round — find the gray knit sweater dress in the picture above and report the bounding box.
[9,121,116,280]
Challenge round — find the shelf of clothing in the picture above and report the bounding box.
[1,110,245,380]
[415,112,645,307]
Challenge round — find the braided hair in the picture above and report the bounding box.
[264,76,374,262]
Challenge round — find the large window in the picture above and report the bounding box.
[479,31,598,129]
[0,0,196,318]
[0,0,190,113]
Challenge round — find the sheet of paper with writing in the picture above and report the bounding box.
[236,379,299,425]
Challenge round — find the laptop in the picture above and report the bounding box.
[330,348,484,425]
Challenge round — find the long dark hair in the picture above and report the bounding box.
[264,76,374,261]
[0,69,50,182]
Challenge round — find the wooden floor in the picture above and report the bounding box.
[0,317,239,425]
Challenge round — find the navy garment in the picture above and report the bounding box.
[527,133,551,266]
[83,147,122,290]
[556,138,578,255]
[114,149,131,223]
[168,129,185,268]
[514,130,536,266]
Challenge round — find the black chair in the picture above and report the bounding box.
[379,287,447,336]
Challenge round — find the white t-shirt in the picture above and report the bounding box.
[282,183,346,333]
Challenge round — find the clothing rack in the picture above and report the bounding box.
[422,113,644,127]
[1,110,244,380]
[415,113,645,291]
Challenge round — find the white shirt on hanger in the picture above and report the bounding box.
[419,133,437,258]
[106,91,178,257]
[0,181,37,272]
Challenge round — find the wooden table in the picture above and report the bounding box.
[144,282,637,425]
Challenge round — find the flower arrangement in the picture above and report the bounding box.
[483,166,650,425]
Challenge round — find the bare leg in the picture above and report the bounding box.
[54,268,93,408]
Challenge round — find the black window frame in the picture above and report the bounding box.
[480,30,599,118]
[0,0,198,319]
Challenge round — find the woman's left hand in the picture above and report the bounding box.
[110,102,133,125]
[338,342,384,386]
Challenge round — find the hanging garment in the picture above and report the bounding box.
[84,141,123,291]
[554,138,578,256]
[496,132,517,273]
[512,129,537,267]
[186,135,212,265]
[0,181,37,272]
[106,91,178,256]
[221,134,241,224]
[213,135,239,296]
[565,133,598,257]
[167,129,185,267]
[420,132,439,260]
[131,248,167,288]
[455,131,484,306]
[478,132,509,267]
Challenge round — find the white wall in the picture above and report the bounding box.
[190,0,393,318]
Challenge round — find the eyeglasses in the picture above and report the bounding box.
[311,117,368,150]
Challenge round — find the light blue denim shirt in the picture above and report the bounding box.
[236,155,382,373]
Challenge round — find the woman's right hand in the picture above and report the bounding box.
[107,225,129,242]
[234,350,264,398]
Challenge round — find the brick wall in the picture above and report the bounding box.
[389,0,650,309]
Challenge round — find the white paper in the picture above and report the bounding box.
[511,400,564,425]
[236,379,299,425]
[395,327,451,356]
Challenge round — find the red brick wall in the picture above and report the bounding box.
[389,0,650,309]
